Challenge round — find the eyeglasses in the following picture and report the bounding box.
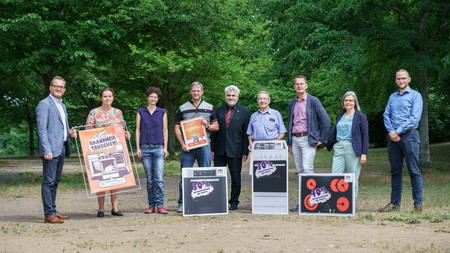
[344,99,355,103]
[258,98,269,101]
[51,85,66,90]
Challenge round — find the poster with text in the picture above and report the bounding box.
[180,116,209,150]
[79,126,136,194]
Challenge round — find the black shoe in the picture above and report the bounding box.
[290,204,299,212]
[97,211,104,217]
[111,210,123,216]
[229,204,238,210]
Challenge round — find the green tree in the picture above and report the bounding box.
[260,0,449,172]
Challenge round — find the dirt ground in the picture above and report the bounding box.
[0,157,449,253]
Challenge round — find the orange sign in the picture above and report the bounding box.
[79,126,136,193]
[180,116,209,150]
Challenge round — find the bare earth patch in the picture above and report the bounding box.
[0,157,449,252]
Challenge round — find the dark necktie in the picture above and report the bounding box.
[225,107,232,129]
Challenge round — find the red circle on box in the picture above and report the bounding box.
[306,179,316,190]
[337,179,349,192]
[336,197,350,212]
[304,194,318,211]
[330,179,339,192]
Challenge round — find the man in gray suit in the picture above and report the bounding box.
[36,76,77,223]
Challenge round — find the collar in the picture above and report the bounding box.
[396,86,412,95]
[296,93,308,102]
[189,99,203,108]
[258,107,271,114]
[49,94,62,104]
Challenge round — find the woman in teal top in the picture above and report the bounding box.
[327,91,369,199]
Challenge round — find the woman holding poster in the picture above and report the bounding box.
[327,91,369,199]
[86,87,130,217]
[136,87,169,214]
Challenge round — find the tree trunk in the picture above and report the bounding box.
[167,100,178,156]
[42,74,53,97]
[162,83,182,157]
[25,104,35,156]
[417,68,431,173]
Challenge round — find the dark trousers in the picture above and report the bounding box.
[41,146,65,217]
[214,154,242,205]
[387,130,423,206]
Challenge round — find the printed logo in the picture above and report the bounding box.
[255,161,277,178]
[309,186,331,205]
[191,181,214,199]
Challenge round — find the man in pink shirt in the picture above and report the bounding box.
[287,75,330,212]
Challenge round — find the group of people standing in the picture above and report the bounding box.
[36,68,424,223]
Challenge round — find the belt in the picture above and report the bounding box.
[408,128,418,132]
[292,132,308,137]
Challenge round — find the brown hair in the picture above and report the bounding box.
[100,87,115,97]
[50,76,66,86]
[146,87,162,97]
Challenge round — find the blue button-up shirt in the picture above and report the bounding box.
[246,108,287,141]
[383,86,423,135]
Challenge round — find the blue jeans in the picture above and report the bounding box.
[178,146,211,204]
[141,144,165,208]
[387,130,423,206]
[42,145,65,217]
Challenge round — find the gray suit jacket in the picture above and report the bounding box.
[36,95,71,157]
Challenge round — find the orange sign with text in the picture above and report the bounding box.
[79,126,136,193]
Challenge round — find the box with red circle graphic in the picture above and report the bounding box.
[299,173,355,216]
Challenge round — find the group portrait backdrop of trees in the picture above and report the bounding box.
[1,0,448,173]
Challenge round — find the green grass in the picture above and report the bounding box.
[1,143,449,221]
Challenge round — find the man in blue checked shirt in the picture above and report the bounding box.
[379,69,424,213]
[246,91,287,150]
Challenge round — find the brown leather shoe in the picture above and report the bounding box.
[378,203,400,212]
[414,205,422,212]
[44,215,64,224]
[55,212,69,219]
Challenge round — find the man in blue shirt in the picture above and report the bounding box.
[379,69,424,213]
[246,91,287,149]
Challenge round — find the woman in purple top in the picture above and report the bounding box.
[136,87,169,214]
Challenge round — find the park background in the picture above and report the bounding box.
[0,0,448,172]
[0,1,449,252]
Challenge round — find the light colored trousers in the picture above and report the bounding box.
[331,140,361,198]
[292,136,316,174]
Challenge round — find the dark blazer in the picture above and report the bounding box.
[287,94,331,146]
[36,95,71,157]
[211,103,250,158]
[327,110,369,156]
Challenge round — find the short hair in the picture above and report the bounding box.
[146,87,162,97]
[341,91,361,111]
[396,69,410,76]
[258,91,270,100]
[191,81,203,90]
[224,85,240,96]
[294,75,307,84]
[50,76,66,86]
[100,87,115,97]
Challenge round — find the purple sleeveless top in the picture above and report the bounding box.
[138,107,165,145]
